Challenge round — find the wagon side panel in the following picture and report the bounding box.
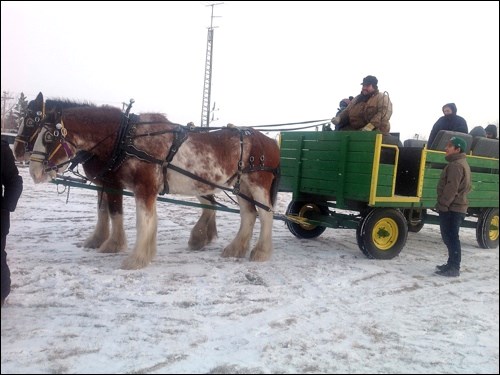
[279,131,379,204]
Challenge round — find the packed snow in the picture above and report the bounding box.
[1,165,498,374]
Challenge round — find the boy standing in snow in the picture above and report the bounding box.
[435,136,471,277]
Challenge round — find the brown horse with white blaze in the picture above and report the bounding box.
[29,105,281,269]
[15,93,129,255]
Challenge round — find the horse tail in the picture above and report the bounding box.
[270,167,281,207]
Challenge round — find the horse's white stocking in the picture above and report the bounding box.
[99,212,127,253]
[122,199,157,270]
[249,188,274,261]
[249,208,273,261]
[222,197,257,258]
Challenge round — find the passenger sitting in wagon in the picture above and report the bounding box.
[427,103,468,146]
[324,96,353,131]
[331,75,392,134]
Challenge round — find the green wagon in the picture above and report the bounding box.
[279,130,499,259]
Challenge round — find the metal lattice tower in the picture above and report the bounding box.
[200,3,222,127]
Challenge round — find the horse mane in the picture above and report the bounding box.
[26,97,96,113]
[45,98,96,110]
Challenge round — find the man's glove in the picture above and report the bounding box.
[331,116,340,125]
[361,123,375,131]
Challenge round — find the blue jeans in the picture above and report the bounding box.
[439,211,466,270]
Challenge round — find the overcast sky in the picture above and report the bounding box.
[2,1,499,141]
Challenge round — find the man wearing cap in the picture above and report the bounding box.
[435,136,471,277]
[331,75,392,134]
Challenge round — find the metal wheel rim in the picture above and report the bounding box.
[298,204,320,230]
[489,214,499,241]
[372,218,399,250]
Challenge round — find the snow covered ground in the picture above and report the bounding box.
[1,165,498,374]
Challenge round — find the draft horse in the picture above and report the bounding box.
[14,92,92,161]
[15,92,131,254]
[29,104,281,269]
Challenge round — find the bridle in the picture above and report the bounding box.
[15,108,45,153]
[30,118,76,172]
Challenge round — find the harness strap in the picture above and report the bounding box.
[166,163,273,212]
[123,144,164,165]
[161,126,190,195]
[68,150,95,171]
[165,126,189,163]
[107,113,138,172]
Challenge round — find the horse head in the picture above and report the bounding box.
[29,106,75,183]
[15,93,95,163]
[14,92,45,161]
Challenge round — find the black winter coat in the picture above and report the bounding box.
[1,140,23,236]
[428,114,468,147]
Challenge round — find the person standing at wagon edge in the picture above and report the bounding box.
[435,136,471,277]
[1,140,23,307]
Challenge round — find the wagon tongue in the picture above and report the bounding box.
[286,214,313,225]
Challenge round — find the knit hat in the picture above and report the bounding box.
[449,136,467,153]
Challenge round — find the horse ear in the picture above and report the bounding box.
[35,92,43,104]
[55,105,64,120]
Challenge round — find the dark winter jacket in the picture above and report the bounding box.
[436,152,471,213]
[1,140,23,236]
[428,103,468,146]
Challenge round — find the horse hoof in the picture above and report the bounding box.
[249,249,272,262]
[188,239,207,251]
[221,245,247,258]
[82,238,103,249]
[121,257,149,270]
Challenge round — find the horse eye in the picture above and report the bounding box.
[35,116,41,122]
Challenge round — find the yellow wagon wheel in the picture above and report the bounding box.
[285,201,329,239]
[371,217,399,250]
[476,208,499,249]
[357,208,408,259]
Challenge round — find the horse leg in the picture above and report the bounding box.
[82,190,110,249]
[221,196,257,258]
[249,189,274,262]
[98,192,127,253]
[188,195,218,250]
[121,195,157,270]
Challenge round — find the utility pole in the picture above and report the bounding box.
[1,91,14,132]
[200,2,222,127]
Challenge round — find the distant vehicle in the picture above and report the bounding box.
[1,132,17,145]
